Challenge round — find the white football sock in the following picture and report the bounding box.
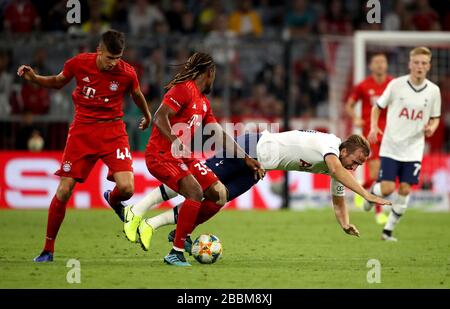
[133,185,178,216]
[146,204,180,230]
[384,194,409,232]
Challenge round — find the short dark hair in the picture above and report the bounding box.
[368,52,387,63]
[101,30,125,55]
[339,134,370,157]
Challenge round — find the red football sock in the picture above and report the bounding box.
[43,195,68,253]
[193,200,222,228]
[374,204,382,214]
[108,186,127,206]
[173,199,201,250]
[362,178,375,189]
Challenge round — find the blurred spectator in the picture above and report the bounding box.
[28,129,44,152]
[444,11,450,31]
[153,20,170,35]
[123,48,145,82]
[383,0,408,31]
[142,48,164,102]
[204,14,237,65]
[46,0,70,32]
[410,0,441,31]
[31,48,52,77]
[318,0,352,35]
[228,0,263,37]
[81,4,111,35]
[3,0,40,33]
[284,0,317,37]
[256,0,284,32]
[110,1,130,32]
[165,0,186,33]
[197,0,224,33]
[181,11,197,34]
[89,0,117,21]
[15,111,43,150]
[19,74,51,115]
[234,83,267,116]
[128,0,165,36]
[256,62,286,102]
[0,50,13,115]
[293,45,328,117]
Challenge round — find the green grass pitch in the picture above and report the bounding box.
[1,208,449,288]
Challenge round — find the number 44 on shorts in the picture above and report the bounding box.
[116,147,132,160]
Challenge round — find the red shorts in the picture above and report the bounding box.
[55,120,133,183]
[146,150,219,193]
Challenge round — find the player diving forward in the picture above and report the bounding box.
[123,130,392,252]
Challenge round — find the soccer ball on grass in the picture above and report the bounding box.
[191,234,223,264]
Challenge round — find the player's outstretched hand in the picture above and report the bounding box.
[366,194,392,206]
[343,224,360,237]
[17,65,35,81]
[138,116,150,130]
[244,156,265,181]
[367,127,383,144]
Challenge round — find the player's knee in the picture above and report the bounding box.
[179,177,203,201]
[186,187,203,201]
[205,182,228,206]
[398,183,411,196]
[118,183,134,199]
[56,183,74,202]
[381,183,395,196]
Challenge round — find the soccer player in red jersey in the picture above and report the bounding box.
[345,53,393,224]
[133,52,263,266]
[17,30,152,262]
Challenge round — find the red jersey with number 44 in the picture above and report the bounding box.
[147,80,217,154]
[348,75,393,137]
[62,53,139,123]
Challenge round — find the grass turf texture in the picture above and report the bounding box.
[1,209,449,288]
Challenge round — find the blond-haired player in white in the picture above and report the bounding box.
[367,46,441,241]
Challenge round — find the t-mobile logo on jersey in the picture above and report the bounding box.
[187,114,201,128]
[82,86,96,99]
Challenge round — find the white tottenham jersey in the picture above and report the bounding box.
[256,130,345,196]
[376,75,441,162]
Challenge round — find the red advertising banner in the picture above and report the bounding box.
[0,152,449,209]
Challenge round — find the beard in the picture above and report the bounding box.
[203,83,212,94]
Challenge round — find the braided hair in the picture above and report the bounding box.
[165,52,215,90]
